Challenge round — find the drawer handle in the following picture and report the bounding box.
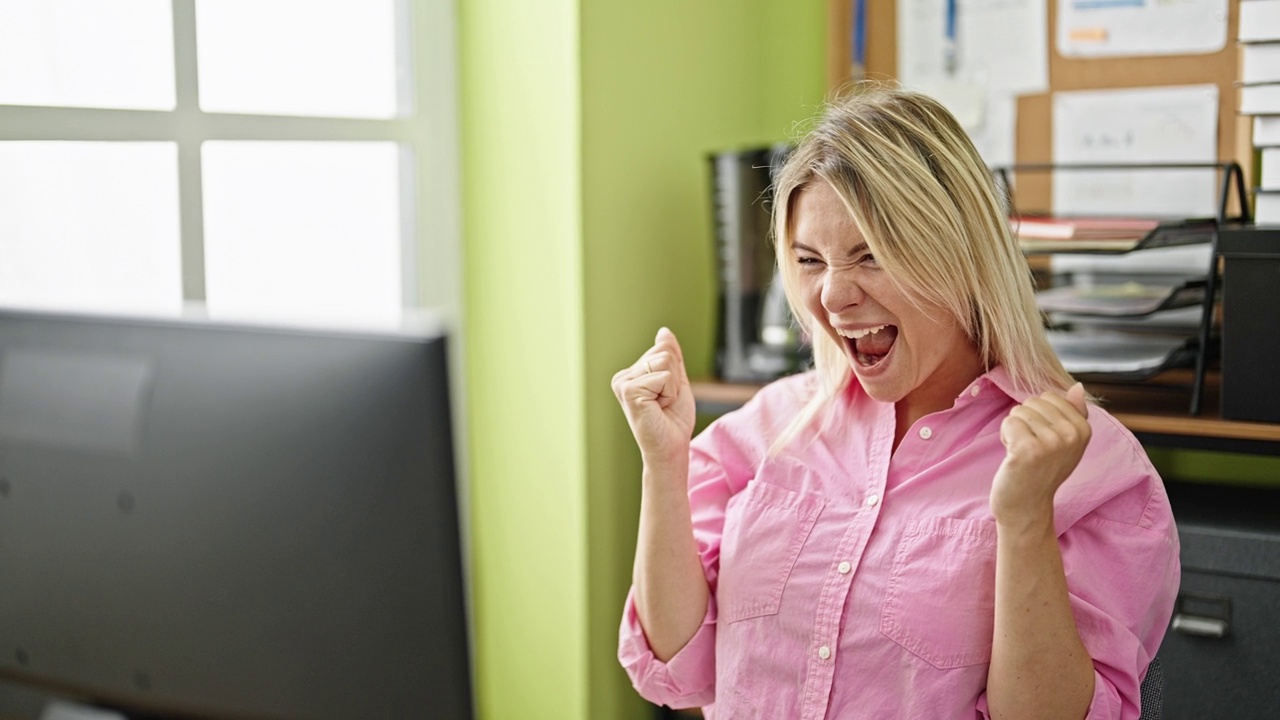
[1171,592,1231,639]
[1171,614,1229,638]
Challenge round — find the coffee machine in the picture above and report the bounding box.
[709,144,810,383]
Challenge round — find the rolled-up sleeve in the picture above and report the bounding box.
[617,375,812,708]
[618,587,718,708]
[975,511,1178,719]
[616,415,751,708]
[978,424,1181,720]
[1066,510,1180,719]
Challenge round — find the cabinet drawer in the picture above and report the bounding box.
[1160,569,1280,718]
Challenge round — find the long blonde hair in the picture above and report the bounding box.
[771,84,1073,449]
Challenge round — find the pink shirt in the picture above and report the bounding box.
[619,367,1180,719]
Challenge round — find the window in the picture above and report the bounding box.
[0,0,459,331]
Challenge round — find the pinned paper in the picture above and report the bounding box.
[899,0,1048,97]
[897,0,1045,168]
[1058,0,1227,57]
[1052,85,1219,217]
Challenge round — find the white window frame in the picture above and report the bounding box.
[0,0,461,328]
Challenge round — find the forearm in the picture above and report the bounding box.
[632,455,711,662]
[987,513,1094,720]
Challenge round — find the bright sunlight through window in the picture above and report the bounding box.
[0,0,175,110]
[195,0,402,119]
[0,142,182,316]
[0,0,456,332]
[201,141,403,329]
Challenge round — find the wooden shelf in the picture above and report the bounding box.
[691,370,1280,456]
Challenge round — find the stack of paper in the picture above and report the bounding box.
[1013,215,1210,253]
[1041,244,1215,381]
[1036,278,1206,317]
[1257,147,1280,224]
[1241,0,1280,224]
[1045,329,1198,380]
[1014,216,1159,251]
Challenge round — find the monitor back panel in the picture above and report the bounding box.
[0,312,471,720]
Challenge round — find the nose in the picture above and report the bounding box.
[821,267,865,314]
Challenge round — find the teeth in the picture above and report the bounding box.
[837,325,887,339]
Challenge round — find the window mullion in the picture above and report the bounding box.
[172,0,205,303]
[0,106,177,141]
[409,0,460,322]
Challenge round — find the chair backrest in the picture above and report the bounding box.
[1139,656,1164,720]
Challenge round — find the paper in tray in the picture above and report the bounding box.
[1046,330,1198,381]
[1016,217,1216,254]
[1049,305,1205,335]
[1036,279,1206,317]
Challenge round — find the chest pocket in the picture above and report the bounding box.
[879,516,997,669]
[718,480,824,624]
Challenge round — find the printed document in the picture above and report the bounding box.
[1058,0,1227,57]
[1052,85,1219,218]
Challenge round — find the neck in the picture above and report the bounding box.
[892,354,986,451]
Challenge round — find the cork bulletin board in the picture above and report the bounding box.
[825,0,1252,214]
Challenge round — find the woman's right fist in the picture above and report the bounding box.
[611,327,696,468]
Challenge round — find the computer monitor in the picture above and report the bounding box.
[0,309,472,720]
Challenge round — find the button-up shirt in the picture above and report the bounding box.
[619,366,1180,719]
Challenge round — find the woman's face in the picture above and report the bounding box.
[789,181,983,413]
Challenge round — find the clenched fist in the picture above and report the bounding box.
[990,382,1092,525]
[611,327,697,470]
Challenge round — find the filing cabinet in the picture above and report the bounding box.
[1161,481,1280,718]
[1219,228,1280,423]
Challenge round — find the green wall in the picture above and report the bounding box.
[1148,449,1280,488]
[460,2,826,718]
[579,4,826,718]
[460,1,587,717]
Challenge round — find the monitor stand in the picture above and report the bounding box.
[38,701,124,720]
[39,700,168,720]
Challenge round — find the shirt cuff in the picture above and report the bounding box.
[1084,667,1126,719]
[975,668,1124,720]
[617,587,718,709]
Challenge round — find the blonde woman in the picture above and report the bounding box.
[613,86,1179,719]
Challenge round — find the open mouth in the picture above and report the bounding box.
[838,324,898,368]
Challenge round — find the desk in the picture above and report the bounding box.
[691,370,1280,456]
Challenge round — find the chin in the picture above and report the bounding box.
[855,380,906,404]
[845,357,905,403]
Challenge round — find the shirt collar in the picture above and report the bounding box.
[971,364,1034,404]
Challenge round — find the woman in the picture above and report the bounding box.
[612,86,1179,719]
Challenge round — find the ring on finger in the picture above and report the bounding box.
[644,360,653,374]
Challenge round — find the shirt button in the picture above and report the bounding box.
[919,426,933,440]
[837,561,852,574]
[818,645,832,660]
[970,385,980,397]
[865,493,880,507]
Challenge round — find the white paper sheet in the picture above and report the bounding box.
[1058,0,1227,58]
[966,94,1017,169]
[899,0,1048,96]
[1051,85,1219,217]
[897,0,1046,167]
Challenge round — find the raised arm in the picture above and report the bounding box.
[986,383,1096,719]
[611,327,708,661]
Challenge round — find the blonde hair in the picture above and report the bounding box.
[770,84,1074,451]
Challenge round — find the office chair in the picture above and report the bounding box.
[1140,656,1164,720]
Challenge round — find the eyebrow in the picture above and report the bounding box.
[791,241,871,257]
